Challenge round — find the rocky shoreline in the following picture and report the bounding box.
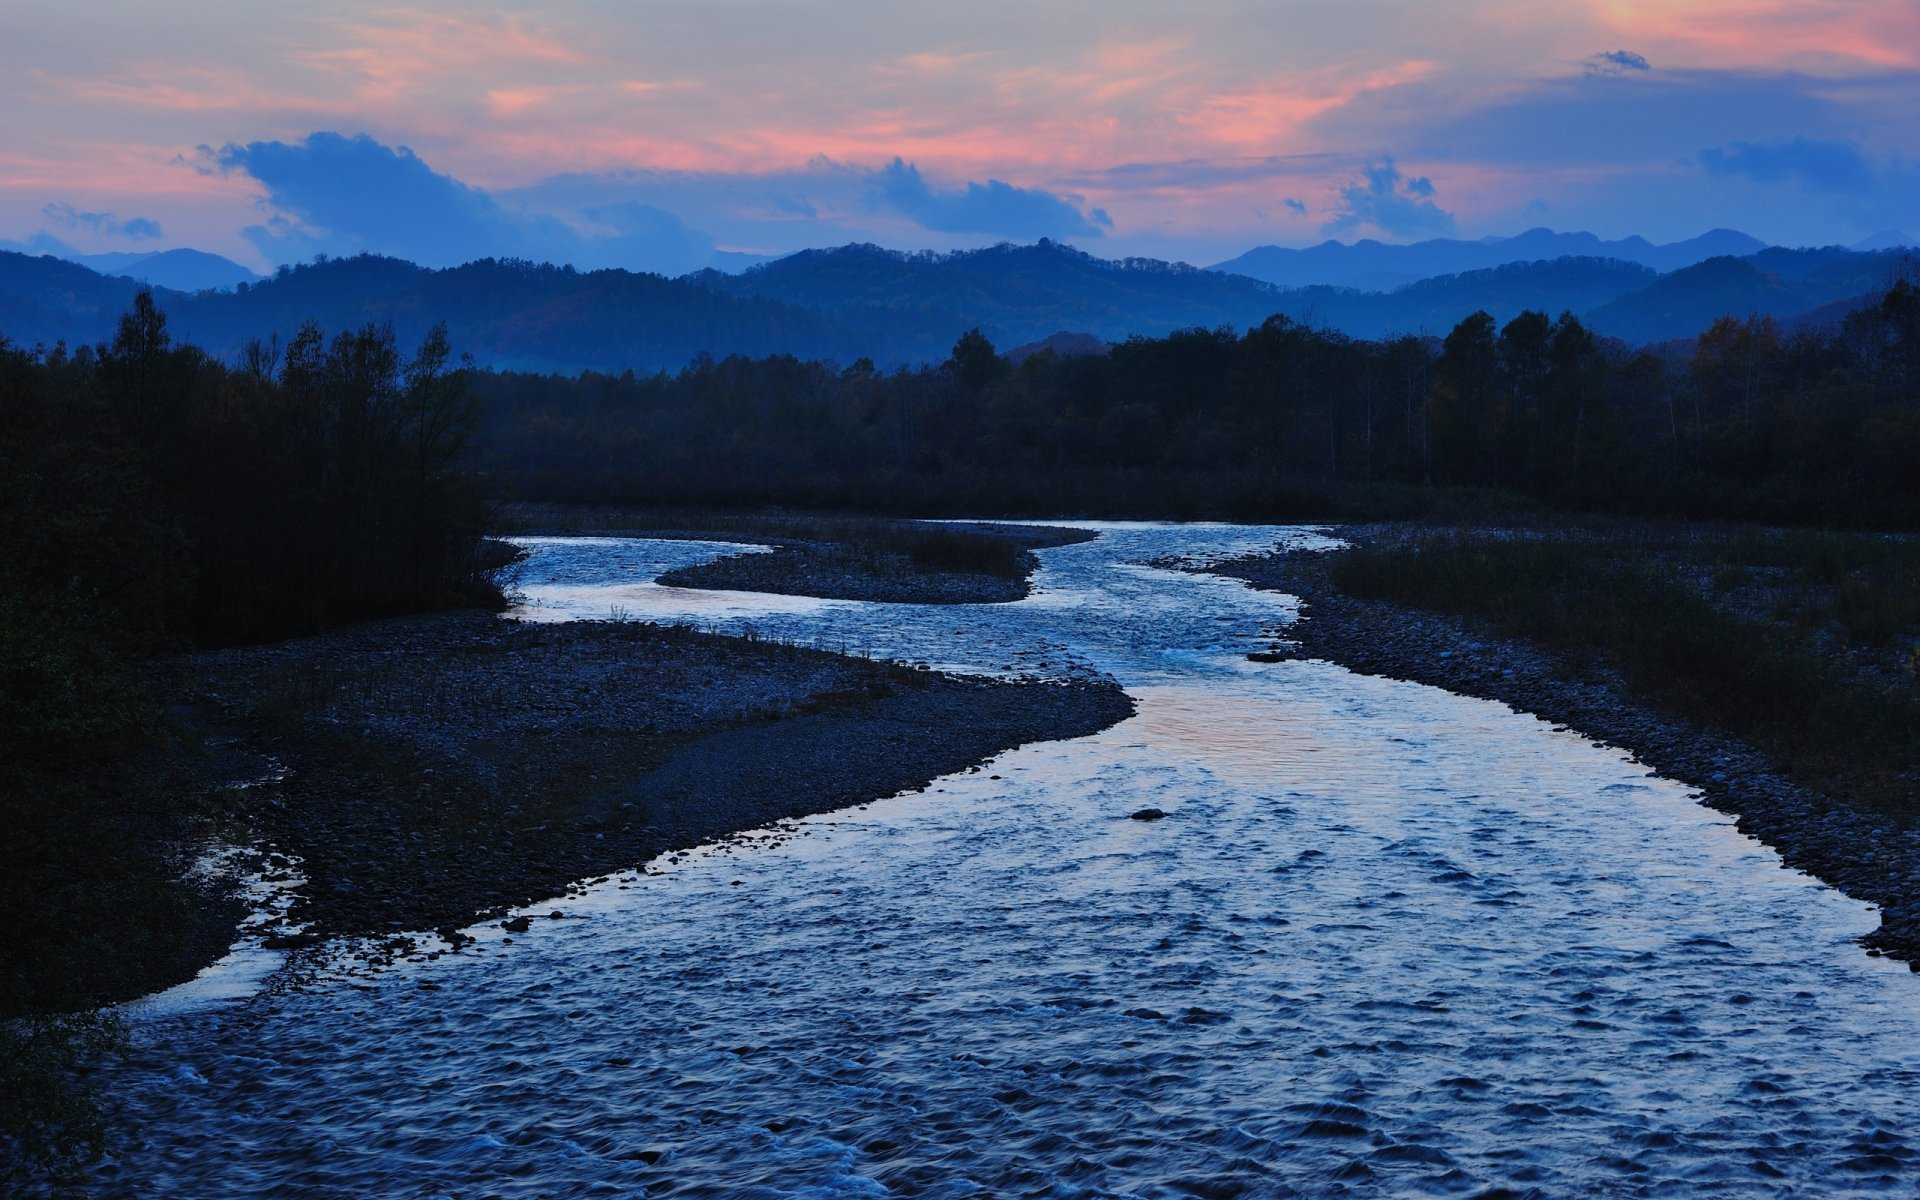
[1196,539,1920,967]
[166,610,1133,962]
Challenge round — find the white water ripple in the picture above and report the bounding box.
[83,524,1920,1198]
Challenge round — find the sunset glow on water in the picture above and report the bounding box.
[86,529,1920,1196]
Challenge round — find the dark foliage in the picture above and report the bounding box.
[0,295,494,1176]
[475,286,1920,527]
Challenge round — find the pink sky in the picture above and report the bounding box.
[3,1,1915,269]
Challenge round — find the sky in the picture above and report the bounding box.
[2,0,1917,273]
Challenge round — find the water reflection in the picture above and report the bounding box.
[82,524,1920,1198]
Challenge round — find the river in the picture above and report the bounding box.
[89,524,1920,1197]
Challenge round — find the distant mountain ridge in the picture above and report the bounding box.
[0,235,1913,371]
[65,247,261,292]
[1585,247,1915,344]
[0,252,861,371]
[688,239,1293,362]
[0,236,261,292]
[1213,227,1769,291]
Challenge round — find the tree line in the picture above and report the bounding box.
[4,281,1916,1172]
[4,292,495,651]
[1,296,491,1175]
[472,281,1920,526]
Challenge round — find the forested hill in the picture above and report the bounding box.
[1586,247,1915,344]
[0,254,864,374]
[1241,257,1660,340]
[0,251,157,348]
[687,240,1297,360]
[703,240,1912,348]
[0,240,1912,372]
[475,280,1920,528]
[1214,227,1770,290]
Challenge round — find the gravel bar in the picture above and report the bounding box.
[171,610,1133,947]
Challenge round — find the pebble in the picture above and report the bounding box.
[179,608,1132,956]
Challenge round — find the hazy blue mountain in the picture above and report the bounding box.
[1258,257,1659,339]
[0,243,263,292]
[704,243,1675,344]
[93,248,261,292]
[1212,227,1768,291]
[708,250,784,273]
[0,252,854,372]
[1582,249,1915,343]
[1006,330,1109,364]
[0,251,169,348]
[3,239,1913,373]
[693,240,1299,361]
[1853,230,1917,252]
[157,255,862,373]
[1790,290,1886,332]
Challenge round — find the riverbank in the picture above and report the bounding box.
[1196,529,1920,966]
[166,610,1133,949]
[500,503,1094,603]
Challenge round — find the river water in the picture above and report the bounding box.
[89,524,1920,1197]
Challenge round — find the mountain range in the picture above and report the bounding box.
[1213,227,1770,290]
[0,231,1912,373]
[0,235,261,292]
[1212,227,1916,291]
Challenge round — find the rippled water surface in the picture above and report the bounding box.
[92,524,1920,1197]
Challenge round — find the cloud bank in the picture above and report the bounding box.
[5,3,1919,262]
[875,159,1110,238]
[1700,137,1875,193]
[1586,50,1652,75]
[42,202,161,240]
[1323,159,1454,239]
[208,133,1114,272]
[208,132,715,274]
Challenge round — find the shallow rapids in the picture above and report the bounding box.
[88,524,1920,1197]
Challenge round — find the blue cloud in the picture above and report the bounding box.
[574,200,715,274]
[1282,197,1307,215]
[1699,137,1875,194]
[0,231,80,256]
[213,131,714,273]
[876,158,1111,238]
[216,132,529,265]
[1323,158,1455,240]
[1586,50,1651,76]
[42,202,162,240]
[1311,68,1872,170]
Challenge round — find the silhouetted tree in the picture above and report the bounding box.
[947,328,1006,393]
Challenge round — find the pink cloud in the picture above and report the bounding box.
[36,66,347,117]
[1592,0,1920,70]
[288,7,594,108]
[1190,60,1440,153]
[4,0,1916,257]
